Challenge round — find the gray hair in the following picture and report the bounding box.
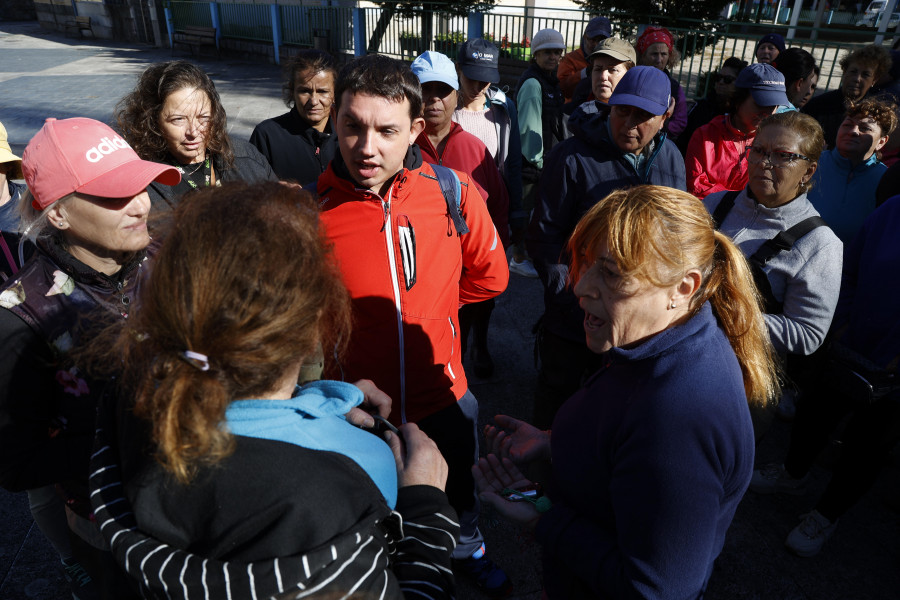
[16,190,71,244]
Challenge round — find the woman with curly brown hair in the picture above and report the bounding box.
[803,44,893,148]
[87,181,459,599]
[807,97,896,242]
[116,60,275,210]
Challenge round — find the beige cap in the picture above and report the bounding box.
[0,121,23,180]
[587,37,637,65]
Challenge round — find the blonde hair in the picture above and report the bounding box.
[568,185,778,407]
[16,190,72,243]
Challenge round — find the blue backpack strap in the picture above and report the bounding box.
[430,164,469,236]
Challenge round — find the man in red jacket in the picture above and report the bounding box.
[317,54,512,596]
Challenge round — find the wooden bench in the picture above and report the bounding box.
[173,26,219,59]
[63,16,94,38]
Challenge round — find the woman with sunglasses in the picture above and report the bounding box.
[678,57,748,154]
[703,112,842,427]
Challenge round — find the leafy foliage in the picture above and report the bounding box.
[572,0,732,23]
[376,0,498,18]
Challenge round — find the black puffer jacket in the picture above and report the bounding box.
[0,237,148,513]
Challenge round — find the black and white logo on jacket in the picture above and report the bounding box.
[397,215,416,290]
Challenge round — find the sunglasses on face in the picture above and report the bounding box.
[715,74,737,84]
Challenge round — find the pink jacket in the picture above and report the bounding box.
[685,115,754,199]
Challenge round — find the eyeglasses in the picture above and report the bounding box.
[715,74,737,84]
[744,146,811,168]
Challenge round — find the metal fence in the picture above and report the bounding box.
[218,2,271,42]
[167,2,889,100]
[308,6,354,54]
[169,0,212,30]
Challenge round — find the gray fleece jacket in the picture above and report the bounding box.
[705,188,843,356]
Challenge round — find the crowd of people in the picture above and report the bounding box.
[1,18,899,600]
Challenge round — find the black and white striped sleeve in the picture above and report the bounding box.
[391,485,460,600]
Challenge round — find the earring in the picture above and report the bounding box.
[670,300,677,309]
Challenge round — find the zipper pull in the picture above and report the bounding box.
[381,199,389,232]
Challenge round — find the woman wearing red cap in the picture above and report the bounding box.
[636,26,688,141]
[0,117,179,598]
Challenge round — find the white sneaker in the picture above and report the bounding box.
[509,256,538,278]
[785,510,837,557]
[749,463,809,495]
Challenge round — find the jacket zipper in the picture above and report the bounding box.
[381,186,408,423]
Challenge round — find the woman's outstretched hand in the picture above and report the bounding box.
[473,454,541,529]
[484,414,551,464]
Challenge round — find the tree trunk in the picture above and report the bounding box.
[367,4,397,54]
[421,6,434,55]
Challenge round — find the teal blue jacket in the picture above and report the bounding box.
[808,148,886,244]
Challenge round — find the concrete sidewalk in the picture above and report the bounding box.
[1,20,899,600]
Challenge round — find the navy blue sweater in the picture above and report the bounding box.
[536,302,755,599]
[835,195,900,368]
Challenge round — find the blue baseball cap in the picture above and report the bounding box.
[735,63,789,107]
[608,66,671,116]
[411,51,459,91]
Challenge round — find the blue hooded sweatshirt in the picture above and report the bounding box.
[226,380,398,507]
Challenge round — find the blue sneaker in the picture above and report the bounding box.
[455,546,513,597]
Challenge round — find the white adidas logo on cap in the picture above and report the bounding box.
[84,135,131,163]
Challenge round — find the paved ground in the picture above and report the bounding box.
[1,20,899,600]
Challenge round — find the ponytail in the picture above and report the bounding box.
[698,231,780,407]
[133,353,234,484]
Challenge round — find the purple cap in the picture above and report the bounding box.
[608,66,671,116]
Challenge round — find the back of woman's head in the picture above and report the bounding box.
[757,110,826,163]
[116,60,233,166]
[123,180,351,482]
[722,57,749,73]
[772,48,817,88]
[568,185,778,406]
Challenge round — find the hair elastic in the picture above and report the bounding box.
[181,350,210,372]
